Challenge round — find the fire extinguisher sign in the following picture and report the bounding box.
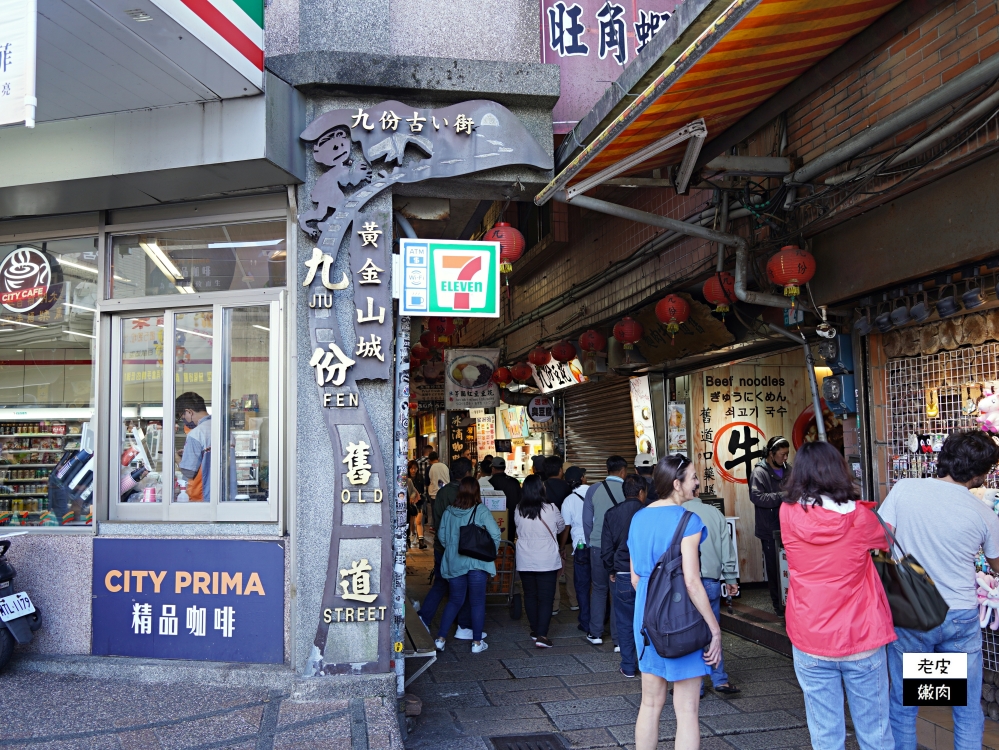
[400,239,500,318]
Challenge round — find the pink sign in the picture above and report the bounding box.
[541,0,683,134]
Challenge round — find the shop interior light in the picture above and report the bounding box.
[176,326,212,340]
[0,317,42,329]
[177,285,195,294]
[64,330,96,339]
[58,258,98,275]
[252,325,270,332]
[63,302,96,313]
[207,240,283,248]
[139,240,183,280]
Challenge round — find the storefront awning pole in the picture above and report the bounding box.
[767,324,826,443]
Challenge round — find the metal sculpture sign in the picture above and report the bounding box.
[298,99,551,676]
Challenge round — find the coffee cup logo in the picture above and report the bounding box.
[0,248,52,313]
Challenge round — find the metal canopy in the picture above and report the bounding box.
[536,0,905,205]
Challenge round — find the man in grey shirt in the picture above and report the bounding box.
[879,430,999,750]
[582,455,627,644]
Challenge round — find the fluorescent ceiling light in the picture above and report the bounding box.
[176,326,212,340]
[63,302,96,313]
[139,240,183,280]
[58,259,98,275]
[252,325,270,332]
[0,317,42,329]
[176,285,195,294]
[64,330,96,339]
[207,240,283,249]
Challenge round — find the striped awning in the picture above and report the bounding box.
[535,0,904,204]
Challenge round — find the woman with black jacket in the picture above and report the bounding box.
[748,436,790,615]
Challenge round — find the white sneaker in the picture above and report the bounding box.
[585,634,603,645]
[471,640,489,654]
[455,627,487,640]
[614,645,620,653]
[434,637,446,651]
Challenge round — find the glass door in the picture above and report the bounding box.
[109,297,281,523]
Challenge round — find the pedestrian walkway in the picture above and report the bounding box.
[404,541,849,750]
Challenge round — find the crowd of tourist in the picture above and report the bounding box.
[406,429,999,750]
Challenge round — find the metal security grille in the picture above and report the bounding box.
[490,735,567,750]
[884,342,999,488]
[562,377,637,482]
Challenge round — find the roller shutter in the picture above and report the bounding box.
[561,377,636,482]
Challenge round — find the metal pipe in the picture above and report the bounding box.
[394,211,417,240]
[716,191,729,272]
[788,52,999,185]
[767,324,826,442]
[562,193,793,309]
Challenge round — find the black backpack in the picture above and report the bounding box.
[640,510,712,659]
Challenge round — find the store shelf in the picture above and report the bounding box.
[0,463,59,468]
[1,450,66,453]
[0,434,72,438]
[0,493,48,497]
[1,478,50,482]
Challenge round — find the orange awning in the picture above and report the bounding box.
[536,0,904,204]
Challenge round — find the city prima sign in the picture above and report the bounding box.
[401,238,500,317]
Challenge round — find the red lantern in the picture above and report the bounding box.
[412,343,430,361]
[655,294,690,339]
[419,330,436,351]
[613,316,644,350]
[529,346,552,367]
[578,329,607,354]
[703,271,737,316]
[510,362,534,383]
[766,246,816,305]
[492,367,512,387]
[428,317,455,343]
[484,221,525,273]
[551,340,576,363]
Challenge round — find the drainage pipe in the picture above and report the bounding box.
[767,323,826,442]
[560,193,792,309]
[788,52,999,185]
[394,211,417,240]
[716,190,729,272]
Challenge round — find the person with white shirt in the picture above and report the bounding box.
[562,466,590,635]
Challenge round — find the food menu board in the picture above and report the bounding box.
[630,376,657,460]
[667,402,688,456]
[476,415,495,458]
[445,349,500,409]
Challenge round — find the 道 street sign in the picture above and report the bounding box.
[400,238,500,318]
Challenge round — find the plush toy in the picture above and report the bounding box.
[978,572,999,629]
[978,385,999,433]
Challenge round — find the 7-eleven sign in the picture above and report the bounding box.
[401,239,499,318]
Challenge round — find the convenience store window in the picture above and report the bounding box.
[0,237,98,529]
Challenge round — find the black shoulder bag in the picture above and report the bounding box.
[458,504,497,562]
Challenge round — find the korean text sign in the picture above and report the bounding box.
[400,238,500,317]
[92,539,284,664]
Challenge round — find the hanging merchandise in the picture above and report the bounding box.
[510,362,534,383]
[551,340,576,363]
[978,385,999,432]
[491,366,513,387]
[766,245,816,306]
[925,388,940,419]
[654,294,690,343]
[528,346,552,367]
[483,222,525,273]
[702,272,737,317]
[612,316,643,350]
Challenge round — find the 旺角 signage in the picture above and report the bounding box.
[0,0,36,128]
[530,358,588,393]
[92,539,284,664]
[400,239,500,318]
[541,0,681,134]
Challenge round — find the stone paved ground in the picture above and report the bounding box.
[404,541,860,750]
[0,670,402,749]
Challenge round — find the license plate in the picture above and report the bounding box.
[0,591,34,622]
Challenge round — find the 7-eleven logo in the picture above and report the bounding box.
[433,250,492,312]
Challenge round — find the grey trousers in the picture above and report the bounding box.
[588,546,616,641]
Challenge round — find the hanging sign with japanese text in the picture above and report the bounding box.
[445,349,500,408]
[400,239,500,318]
[0,0,36,128]
[541,0,682,133]
[91,538,284,664]
[530,358,587,393]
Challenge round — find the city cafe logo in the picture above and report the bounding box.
[0,247,60,314]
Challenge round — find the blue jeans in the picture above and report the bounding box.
[612,574,637,675]
[573,547,591,631]
[888,608,983,750]
[793,645,893,750]
[702,579,729,689]
[437,570,488,641]
[420,549,472,631]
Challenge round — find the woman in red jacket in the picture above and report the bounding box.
[780,441,895,750]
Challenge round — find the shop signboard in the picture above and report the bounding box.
[0,247,62,314]
[667,402,687,455]
[476,414,495,456]
[528,396,554,423]
[445,348,500,408]
[400,239,500,318]
[91,538,284,664]
[530,358,587,393]
[541,0,681,134]
[629,376,656,460]
[0,0,37,128]
[447,410,476,463]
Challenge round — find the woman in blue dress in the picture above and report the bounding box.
[628,454,722,750]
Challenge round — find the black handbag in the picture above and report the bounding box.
[457,505,497,562]
[871,511,949,632]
